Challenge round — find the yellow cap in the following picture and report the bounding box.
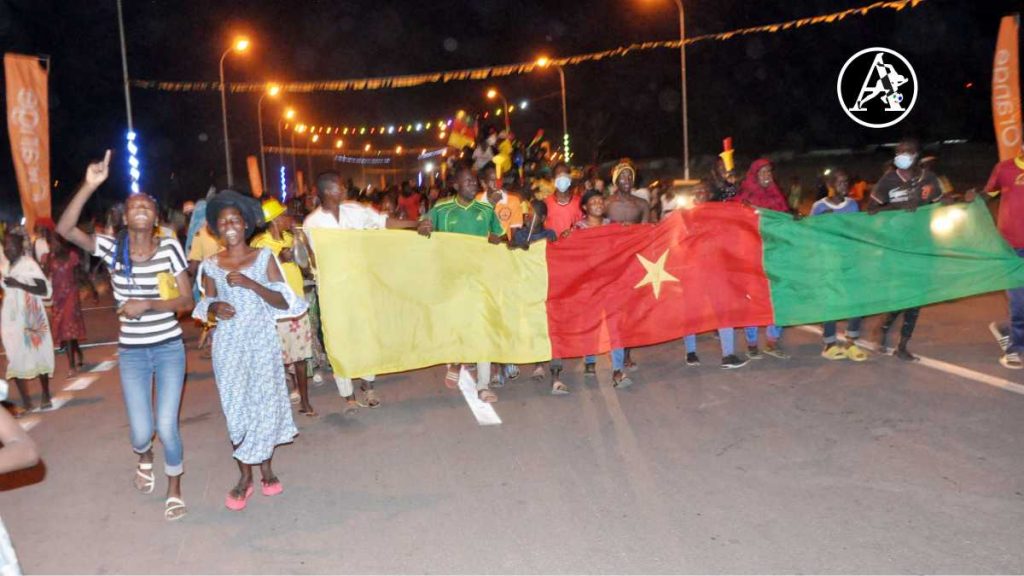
[262,198,287,223]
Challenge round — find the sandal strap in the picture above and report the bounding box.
[138,462,154,471]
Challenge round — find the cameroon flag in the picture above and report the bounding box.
[312,200,1024,378]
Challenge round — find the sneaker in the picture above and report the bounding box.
[505,364,520,380]
[747,346,763,360]
[584,363,596,375]
[821,344,847,361]
[894,348,918,362]
[685,352,700,366]
[720,355,749,369]
[845,344,869,362]
[612,370,633,389]
[989,322,1010,353]
[764,343,791,360]
[312,371,324,385]
[1000,352,1022,370]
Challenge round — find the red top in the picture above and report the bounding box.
[985,159,1024,249]
[543,194,583,236]
[732,158,790,212]
[396,193,423,221]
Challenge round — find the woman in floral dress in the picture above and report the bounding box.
[1,231,54,414]
[194,190,306,511]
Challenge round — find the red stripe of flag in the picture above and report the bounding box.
[545,203,775,358]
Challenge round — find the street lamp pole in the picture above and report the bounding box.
[219,49,235,187]
[257,85,280,193]
[670,0,689,180]
[499,94,510,134]
[556,65,569,162]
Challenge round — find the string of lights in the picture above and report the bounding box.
[129,0,927,94]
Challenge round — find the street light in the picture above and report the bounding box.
[536,56,571,163]
[257,83,280,192]
[277,107,295,197]
[647,0,689,179]
[486,88,511,133]
[219,36,250,188]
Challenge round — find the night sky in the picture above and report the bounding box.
[0,0,1018,216]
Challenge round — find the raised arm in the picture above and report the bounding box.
[56,150,112,254]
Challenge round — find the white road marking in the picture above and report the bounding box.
[796,325,1024,396]
[35,395,72,412]
[18,417,40,432]
[63,374,99,392]
[80,341,119,350]
[456,366,502,426]
[89,360,118,373]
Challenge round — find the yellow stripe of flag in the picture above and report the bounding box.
[312,229,552,378]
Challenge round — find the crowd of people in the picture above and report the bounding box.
[0,132,1019,525]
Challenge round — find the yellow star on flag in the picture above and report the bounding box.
[633,250,679,299]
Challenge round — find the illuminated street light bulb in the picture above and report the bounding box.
[364,143,371,152]
[233,37,250,52]
[415,123,423,131]
[335,139,343,149]
[267,84,281,97]
[439,132,447,141]
[311,134,319,143]
[425,122,432,130]
[536,56,550,68]
[296,124,306,133]
[520,100,528,109]
[284,108,296,120]
[486,89,498,100]
[395,145,403,154]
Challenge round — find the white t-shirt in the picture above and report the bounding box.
[33,237,49,263]
[301,204,388,251]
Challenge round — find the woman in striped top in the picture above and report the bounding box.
[57,150,194,522]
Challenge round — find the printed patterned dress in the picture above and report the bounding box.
[193,248,305,464]
[49,251,86,342]
[1,256,54,380]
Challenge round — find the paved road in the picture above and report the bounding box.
[1,292,1022,573]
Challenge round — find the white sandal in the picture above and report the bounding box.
[134,462,155,494]
[164,497,187,521]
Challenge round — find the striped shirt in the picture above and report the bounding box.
[94,234,188,347]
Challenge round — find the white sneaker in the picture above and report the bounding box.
[312,371,324,385]
[989,322,1010,353]
[999,352,1022,370]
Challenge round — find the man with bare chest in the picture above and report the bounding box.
[605,160,650,224]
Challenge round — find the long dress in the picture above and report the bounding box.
[1,257,54,380]
[49,251,86,342]
[193,248,306,464]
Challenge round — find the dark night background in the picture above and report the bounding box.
[0,0,1019,217]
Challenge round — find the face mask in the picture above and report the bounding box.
[894,153,916,170]
[486,135,497,146]
[554,175,572,193]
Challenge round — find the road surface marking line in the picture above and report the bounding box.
[63,375,98,392]
[89,360,118,373]
[80,341,119,350]
[19,417,40,432]
[797,325,1024,396]
[456,366,502,426]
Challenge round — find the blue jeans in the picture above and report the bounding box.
[684,328,735,356]
[1008,248,1024,354]
[118,339,186,476]
[745,325,782,346]
[823,318,863,344]
[584,348,625,371]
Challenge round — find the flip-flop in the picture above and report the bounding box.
[613,375,633,389]
[478,389,498,403]
[298,407,319,418]
[444,365,459,389]
[261,479,284,497]
[164,497,187,521]
[225,484,254,511]
[135,462,155,494]
[550,381,570,395]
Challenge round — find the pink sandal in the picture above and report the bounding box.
[261,479,283,497]
[225,484,254,511]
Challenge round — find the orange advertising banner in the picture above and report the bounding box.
[4,53,50,230]
[246,155,263,198]
[993,15,1021,162]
